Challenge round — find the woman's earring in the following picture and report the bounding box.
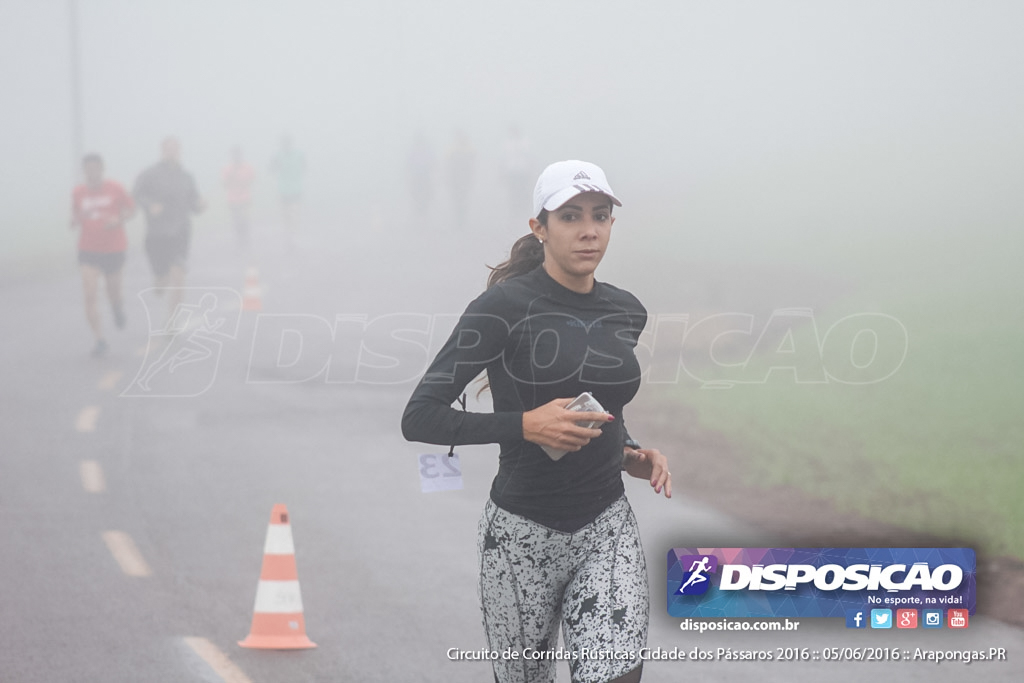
[537,238,543,244]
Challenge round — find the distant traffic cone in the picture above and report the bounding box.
[242,268,263,312]
[239,504,316,649]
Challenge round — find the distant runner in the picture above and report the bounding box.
[500,124,532,216]
[133,137,205,323]
[270,135,306,234]
[223,145,256,248]
[407,129,436,216]
[71,153,134,358]
[445,129,475,229]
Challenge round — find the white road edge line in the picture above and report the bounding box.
[80,460,106,493]
[101,531,153,577]
[75,405,101,433]
[183,637,254,683]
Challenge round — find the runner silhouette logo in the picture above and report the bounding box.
[123,287,242,398]
[676,555,718,595]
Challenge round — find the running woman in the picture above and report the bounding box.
[71,153,134,358]
[403,160,671,683]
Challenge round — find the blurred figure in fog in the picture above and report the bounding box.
[71,153,135,358]
[500,124,533,217]
[406,129,436,217]
[133,136,205,325]
[222,146,256,249]
[270,135,306,234]
[445,129,476,229]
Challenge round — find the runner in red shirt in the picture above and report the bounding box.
[223,146,256,248]
[71,153,135,358]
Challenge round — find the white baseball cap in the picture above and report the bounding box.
[532,160,622,217]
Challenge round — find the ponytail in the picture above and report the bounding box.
[476,211,547,396]
[486,211,548,289]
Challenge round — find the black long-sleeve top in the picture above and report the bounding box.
[133,160,201,237]
[402,265,647,531]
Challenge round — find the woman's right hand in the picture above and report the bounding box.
[522,398,613,453]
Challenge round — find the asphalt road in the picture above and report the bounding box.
[1,221,1020,682]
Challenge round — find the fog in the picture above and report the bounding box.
[4,0,1023,265]
[2,3,1024,677]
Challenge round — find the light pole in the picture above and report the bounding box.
[69,0,84,180]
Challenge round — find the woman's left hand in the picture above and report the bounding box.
[623,447,672,498]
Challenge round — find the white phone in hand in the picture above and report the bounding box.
[542,392,606,461]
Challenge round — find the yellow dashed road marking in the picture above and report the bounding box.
[183,637,253,683]
[79,460,106,493]
[75,405,101,433]
[97,370,123,391]
[101,531,152,577]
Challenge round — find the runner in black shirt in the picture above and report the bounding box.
[403,160,670,683]
[133,137,204,323]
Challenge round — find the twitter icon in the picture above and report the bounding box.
[870,609,893,629]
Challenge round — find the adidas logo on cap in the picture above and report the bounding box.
[533,160,621,217]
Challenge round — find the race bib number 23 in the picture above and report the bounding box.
[418,453,463,493]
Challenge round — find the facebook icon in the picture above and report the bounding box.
[845,609,867,629]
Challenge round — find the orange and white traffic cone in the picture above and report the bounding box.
[242,268,263,312]
[238,504,316,649]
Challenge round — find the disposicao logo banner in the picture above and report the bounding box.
[667,548,976,618]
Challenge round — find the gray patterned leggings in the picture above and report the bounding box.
[477,495,648,683]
